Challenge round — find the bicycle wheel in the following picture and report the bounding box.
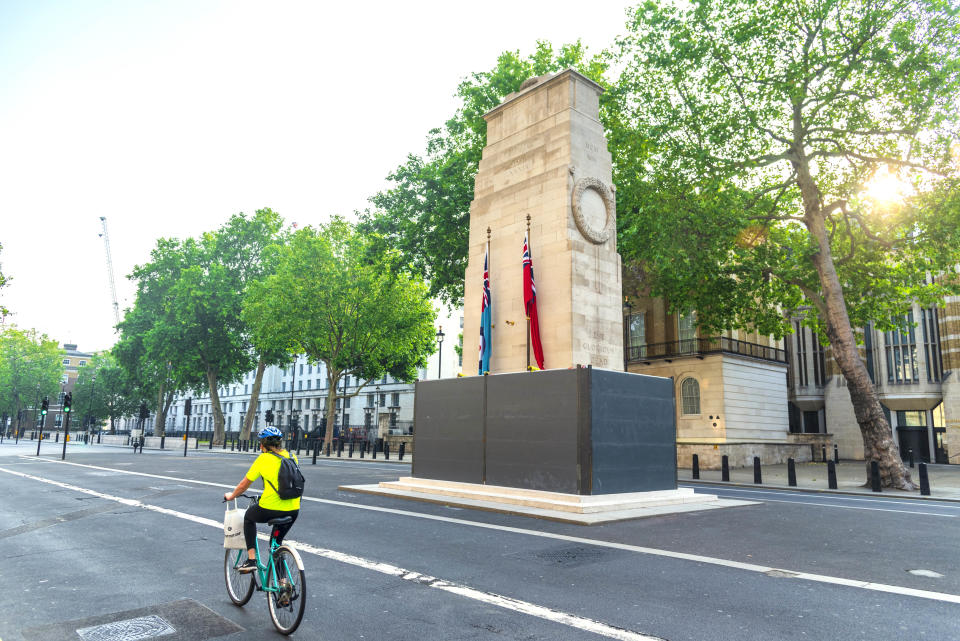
[224,549,255,606]
[266,545,306,634]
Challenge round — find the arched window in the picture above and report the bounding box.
[681,378,700,415]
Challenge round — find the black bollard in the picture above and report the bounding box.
[348,441,355,458]
[296,440,301,456]
[337,440,342,457]
[372,444,377,459]
[753,456,762,484]
[208,434,212,449]
[692,454,700,479]
[787,458,797,487]
[160,435,165,450]
[721,455,729,482]
[97,432,101,444]
[384,442,390,460]
[312,441,318,465]
[231,439,235,451]
[827,461,838,489]
[56,432,59,442]
[360,441,365,458]
[908,449,915,468]
[326,443,331,457]
[399,442,406,461]
[919,463,931,496]
[870,460,881,492]
[833,444,839,465]
[195,436,198,449]
[821,445,827,462]
[222,437,227,450]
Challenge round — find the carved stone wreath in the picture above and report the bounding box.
[571,177,615,244]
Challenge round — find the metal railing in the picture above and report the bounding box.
[627,337,788,365]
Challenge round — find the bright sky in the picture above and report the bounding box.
[0,1,632,352]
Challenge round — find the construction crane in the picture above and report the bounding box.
[98,217,120,326]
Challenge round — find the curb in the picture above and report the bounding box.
[680,478,960,503]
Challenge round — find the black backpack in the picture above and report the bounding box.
[265,452,305,500]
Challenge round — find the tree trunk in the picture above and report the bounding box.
[155,381,167,437]
[323,367,341,451]
[797,169,915,490]
[206,368,225,446]
[241,357,267,440]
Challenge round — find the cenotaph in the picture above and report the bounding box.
[343,70,745,522]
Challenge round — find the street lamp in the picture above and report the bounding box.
[623,297,634,371]
[436,326,445,379]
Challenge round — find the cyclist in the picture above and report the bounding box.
[223,426,301,573]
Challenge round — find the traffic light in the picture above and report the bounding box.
[40,397,49,416]
[265,409,274,424]
[62,393,72,413]
[184,398,192,416]
[138,402,148,420]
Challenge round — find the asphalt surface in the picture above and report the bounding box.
[1,441,958,641]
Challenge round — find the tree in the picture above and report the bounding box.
[611,0,960,489]
[359,41,609,307]
[0,242,9,318]
[72,352,140,432]
[0,326,64,433]
[124,209,284,445]
[243,219,436,451]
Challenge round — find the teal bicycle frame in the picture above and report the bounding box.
[228,525,295,596]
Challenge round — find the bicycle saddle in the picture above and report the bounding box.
[267,516,293,526]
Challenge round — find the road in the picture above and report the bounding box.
[1,441,958,641]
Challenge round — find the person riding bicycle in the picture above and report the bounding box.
[223,426,300,573]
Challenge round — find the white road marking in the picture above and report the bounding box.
[679,486,958,517]
[13,457,960,607]
[0,465,662,641]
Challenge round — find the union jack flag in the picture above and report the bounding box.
[478,244,492,374]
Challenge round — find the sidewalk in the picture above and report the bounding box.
[679,460,960,501]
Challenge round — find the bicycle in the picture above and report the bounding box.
[224,494,306,634]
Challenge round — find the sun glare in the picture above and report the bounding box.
[863,165,914,205]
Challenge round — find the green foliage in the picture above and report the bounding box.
[72,352,140,429]
[243,219,436,443]
[360,41,609,306]
[612,0,960,338]
[0,242,8,318]
[0,326,64,421]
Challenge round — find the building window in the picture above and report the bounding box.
[813,338,826,387]
[367,394,374,407]
[794,321,808,387]
[680,378,700,415]
[897,410,926,427]
[282,382,286,392]
[299,380,303,390]
[921,308,943,382]
[78,361,86,367]
[62,359,70,365]
[344,396,351,409]
[379,393,386,407]
[317,378,323,389]
[299,364,304,375]
[628,313,646,357]
[678,311,696,353]
[391,392,400,407]
[304,398,310,410]
[306,379,311,390]
[885,312,919,384]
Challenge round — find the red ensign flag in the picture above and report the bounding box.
[522,232,544,370]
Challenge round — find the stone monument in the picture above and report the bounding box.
[462,69,623,373]
[341,70,748,522]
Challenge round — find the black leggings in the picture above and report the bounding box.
[243,504,299,551]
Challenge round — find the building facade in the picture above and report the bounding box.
[626,291,960,466]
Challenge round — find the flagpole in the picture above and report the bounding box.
[485,227,491,374]
[526,214,531,371]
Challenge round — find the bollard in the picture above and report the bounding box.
[296,440,301,456]
[384,442,390,460]
[195,437,198,449]
[348,441,355,458]
[160,435,165,450]
[312,441,318,465]
[223,437,227,450]
[721,455,729,482]
[833,444,839,465]
[753,456,762,484]
[827,461,838,489]
[337,440,342,457]
[919,463,931,496]
[692,454,700,480]
[870,460,881,492]
[231,439,235,451]
[360,442,365,458]
[372,444,377,459]
[821,445,826,462]
[97,432,101,444]
[787,458,797,487]
[908,449,915,469]
[326,443,331,457]
[56,432,59,442]
[399,442,406,461]
[208,435,213,449]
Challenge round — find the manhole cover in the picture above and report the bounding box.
[531,545,610,567]
[77,615,175,641]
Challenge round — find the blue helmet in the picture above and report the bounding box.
[257,426,283,440]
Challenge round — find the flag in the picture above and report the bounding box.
[478,243,492,374]
[523,232,544,370]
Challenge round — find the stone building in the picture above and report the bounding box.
[625,290,960,466]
